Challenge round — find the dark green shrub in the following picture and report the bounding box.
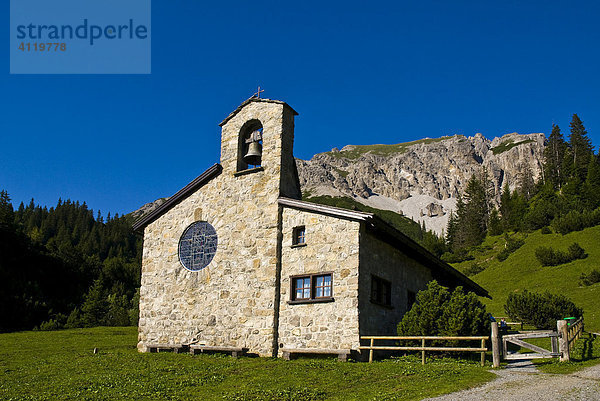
[504,290,582,329]
[568,243,587,260]
[64,307,82,328]
[397,281,489,339]
[523,196,558,230]
[496,235,524,262]
[440,249,474,263]
[552,208,600,235]
[541,226,552,234]
[535,246,569,266]
[580,269,600,286]
[496,249,510,262]
[535,242,587,266]
[463,262,485,277]
[106,294,132,326]
[36,313,67,331]
[488,208,503,236]
[37,319,64,331]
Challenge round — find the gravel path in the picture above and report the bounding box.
[424,361,600,401]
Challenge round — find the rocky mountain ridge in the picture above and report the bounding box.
[296,132,546,235]
[133,133,546,236]
[130,198,168,221]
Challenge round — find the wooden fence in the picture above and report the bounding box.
[567,317,584,350]
[359,336,488,366]
[491,317,585,366]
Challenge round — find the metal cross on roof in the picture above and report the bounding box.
[253,86,264,98]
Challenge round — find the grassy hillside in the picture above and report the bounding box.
[490,138,534,155]
[303,195,443,255]
[325,136,452,159]
[304,195,423,238]
[0,327,494,400]
[451,225,600,332]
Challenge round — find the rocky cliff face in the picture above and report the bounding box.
[130,198,168,221]
[296,133,546,235]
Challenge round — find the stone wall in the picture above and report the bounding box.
[137,98,451,359]
[138,100,300,356]
[357,228,433,337]
[277,208,361,353]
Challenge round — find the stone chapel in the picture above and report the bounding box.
[133,97,488,358]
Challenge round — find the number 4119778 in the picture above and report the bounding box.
[18,43,67,51]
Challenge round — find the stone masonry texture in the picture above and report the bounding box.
[137,98,475,358]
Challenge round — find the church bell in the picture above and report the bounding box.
[243,129,263,165]
[243,141,262,165]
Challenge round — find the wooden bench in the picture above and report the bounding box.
[189,345,248,358]
[147,343,189,353]
[281,348,351,362]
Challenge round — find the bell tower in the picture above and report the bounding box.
[219,97,301,199]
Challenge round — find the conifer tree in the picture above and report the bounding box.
[448,172,490,250]
[0,190,14,229]
[3,195,142,331]
[518,162,536,200]
[583,154,600,209]
[447,196,467,250]
[543,124,567,189]
[81,280,108,327]
[569,114,594,181]
[499,183,512,229]
[488,208,503,236]
[466,174,489,242]
[445,209,458,248]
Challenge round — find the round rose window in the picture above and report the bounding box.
[178,221,218,271]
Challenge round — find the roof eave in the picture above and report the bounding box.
[277,197,374,222]
[367,216,490,298]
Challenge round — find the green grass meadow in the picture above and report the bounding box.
[2,227,598,400]
[533,333,600,374]
[453,225,600,332]
[0,327,495,401]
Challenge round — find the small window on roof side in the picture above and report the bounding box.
[371,275,392,307]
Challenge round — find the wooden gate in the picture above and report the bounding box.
[502,331,560,360]
[491,318,584,367]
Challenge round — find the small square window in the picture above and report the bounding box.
[290,273,333,303]
[292,226,306,246]
[295,277,311,300]
[314,275,332,298]
[371,275,392,307]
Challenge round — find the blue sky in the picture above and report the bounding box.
[2,1,599,217]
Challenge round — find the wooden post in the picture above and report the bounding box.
[421,338,426,365]
[551,335,558,354]
[557,319,570,362]
[480,338,486,366]
[369,338,374,363]
[491,322,500,368]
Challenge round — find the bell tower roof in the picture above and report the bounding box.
[219,97,298,127]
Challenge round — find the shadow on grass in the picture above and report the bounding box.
[581,335,595,361]
[534,333,600,374]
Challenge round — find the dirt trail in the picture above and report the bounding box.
[424,361,600,401]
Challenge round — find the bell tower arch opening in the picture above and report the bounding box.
[237,119,263,172]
